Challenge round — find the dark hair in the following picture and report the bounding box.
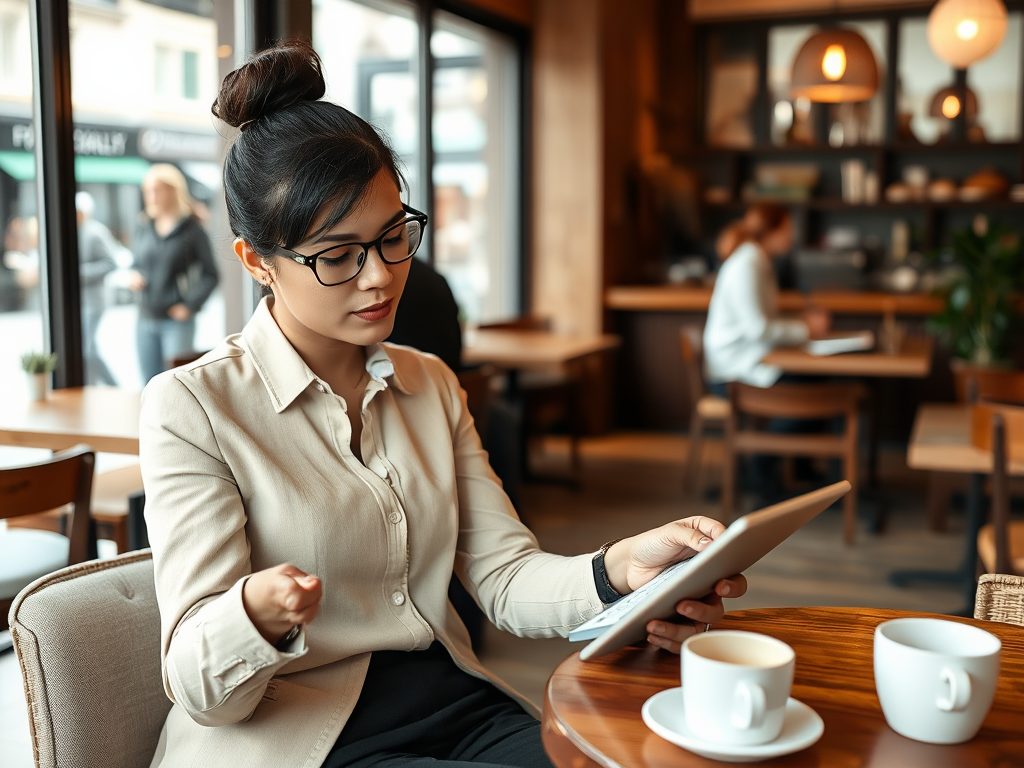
[212,41,404,262]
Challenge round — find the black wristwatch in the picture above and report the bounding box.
[592,539,626,604]
[275,624,301,651]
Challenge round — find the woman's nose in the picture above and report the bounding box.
[355,248,393,290]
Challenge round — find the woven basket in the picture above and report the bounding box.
[975,573,1024,626]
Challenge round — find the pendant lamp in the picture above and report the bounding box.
[928,0,1008,69]
[790,28,879,103]
[927,84,978,120]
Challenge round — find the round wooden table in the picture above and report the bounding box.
[542,607,1024,767]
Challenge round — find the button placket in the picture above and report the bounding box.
[391,591,405,606]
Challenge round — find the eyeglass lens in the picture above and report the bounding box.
[316,218,424,286]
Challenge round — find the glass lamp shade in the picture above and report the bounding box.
[927,0,1008,69]
[927,85,979,120]
[790,29,879,103]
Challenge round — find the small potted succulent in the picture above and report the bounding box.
[20,350,58,402]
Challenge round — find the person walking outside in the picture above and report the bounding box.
[128,164,219,383]
[76,191,120,385]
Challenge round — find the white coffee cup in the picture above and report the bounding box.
[874,618,1001,744]
[681,630,795,746]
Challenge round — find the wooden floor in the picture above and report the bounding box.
[0,433,967,765]
[479,433,965,709]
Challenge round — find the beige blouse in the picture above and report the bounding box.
[141,298,605,768]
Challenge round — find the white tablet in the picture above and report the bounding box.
[574,481,850,661]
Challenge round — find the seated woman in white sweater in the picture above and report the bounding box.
[703,203,829,389]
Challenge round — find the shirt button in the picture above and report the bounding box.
[316,382,325,393]
[391,591,405,606]
[388,511,402,524]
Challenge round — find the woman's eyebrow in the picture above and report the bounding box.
[316,210,407,244]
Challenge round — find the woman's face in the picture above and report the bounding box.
[142,178,178,219]
[263,169,411,351]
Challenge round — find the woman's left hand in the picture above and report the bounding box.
[603,517,748,654]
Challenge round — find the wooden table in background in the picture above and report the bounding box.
[543,607,1024,768]
[0,385,141,455]
[462,328,620,371]
[763,335,933,378]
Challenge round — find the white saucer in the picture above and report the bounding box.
[641,687,824,763]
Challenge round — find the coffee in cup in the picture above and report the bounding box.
[874,618,1001,744]
[681,630,795,746]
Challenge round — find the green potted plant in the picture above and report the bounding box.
[928,220,1024,369]
[20,350,58,402]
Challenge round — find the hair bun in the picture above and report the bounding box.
[213,40,326,129]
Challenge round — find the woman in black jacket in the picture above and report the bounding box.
[129,163,219,382]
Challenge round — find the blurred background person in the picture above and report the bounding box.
[703,202,829,391]
[76,192,119,385]
[2,216,40,311]
[128,163,219,383]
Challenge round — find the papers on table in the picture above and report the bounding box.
[803,331,875,357]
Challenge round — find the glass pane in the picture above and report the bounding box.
[0,1,45,399]
[898,17,956,145]
[70,0,236,388]
[966,12,1022,143]
[313,0,422,207]
[431,10,520,324]
[706,28,758,147]
[768,22,887,147]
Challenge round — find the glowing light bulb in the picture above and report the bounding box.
[822,45,847,81]
[956,18,979,40]
[941,94,962,118]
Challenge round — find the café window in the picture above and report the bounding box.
[70,0,234,389]
[0,0,43,398]
[314,0,524,323]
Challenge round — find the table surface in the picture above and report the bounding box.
[762,335,933,378]
[462,328,620,370]
[908,403,1024,476]
[0,385,141,455]
[542,607,1024,768]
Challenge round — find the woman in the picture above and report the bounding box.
[129,163,219,383]
[703,203,830,389]
[141,42,746,768]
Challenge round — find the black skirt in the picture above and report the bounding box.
[321,641,555,768]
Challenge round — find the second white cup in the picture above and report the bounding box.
[681,630,795,746]
[874,618,1001,744]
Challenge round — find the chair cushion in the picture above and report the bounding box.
[696,395,730,421]
[0,529,69,598]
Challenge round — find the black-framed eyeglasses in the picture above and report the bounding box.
[273,204,428,287]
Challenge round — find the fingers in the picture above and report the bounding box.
[646,619,700,655]
[676,516,727,544]
[715,574,747,599]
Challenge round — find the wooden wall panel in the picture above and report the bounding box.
[531,0,602,336]
[689,0,932,21]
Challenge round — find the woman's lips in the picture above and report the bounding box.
[353,298,393,322]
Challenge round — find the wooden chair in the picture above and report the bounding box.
[1,444,95,631]
[723,382,865,545]
[977,407,1024,576]
[679,326,730,494]
[9,550,169,768]
[974,572,1024,626]
[930,369,1024,532]
[478,316,583,478]
[457,365,496,444]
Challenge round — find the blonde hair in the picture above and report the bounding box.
[143,163,195,220]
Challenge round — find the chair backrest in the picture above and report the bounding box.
[954,367,1024,405]
[975,572,1024,626]
[679,326,706,406]
[0,444,95,566]
[731,382,864,421]
[457,365,495,442]
[9,550,169,768]
[989,413,1015,575]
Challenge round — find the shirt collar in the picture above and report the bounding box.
[242,297,410,413]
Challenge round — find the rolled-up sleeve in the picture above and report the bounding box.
[140,372,306,727]
[444,370,606,637]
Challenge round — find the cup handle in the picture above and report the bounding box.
[937,666,971,712]
[731,682,767,730]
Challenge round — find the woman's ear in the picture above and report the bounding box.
[234,238,271,285]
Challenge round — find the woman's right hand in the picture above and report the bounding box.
[242,563,322,646]
[127,270,147,291]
